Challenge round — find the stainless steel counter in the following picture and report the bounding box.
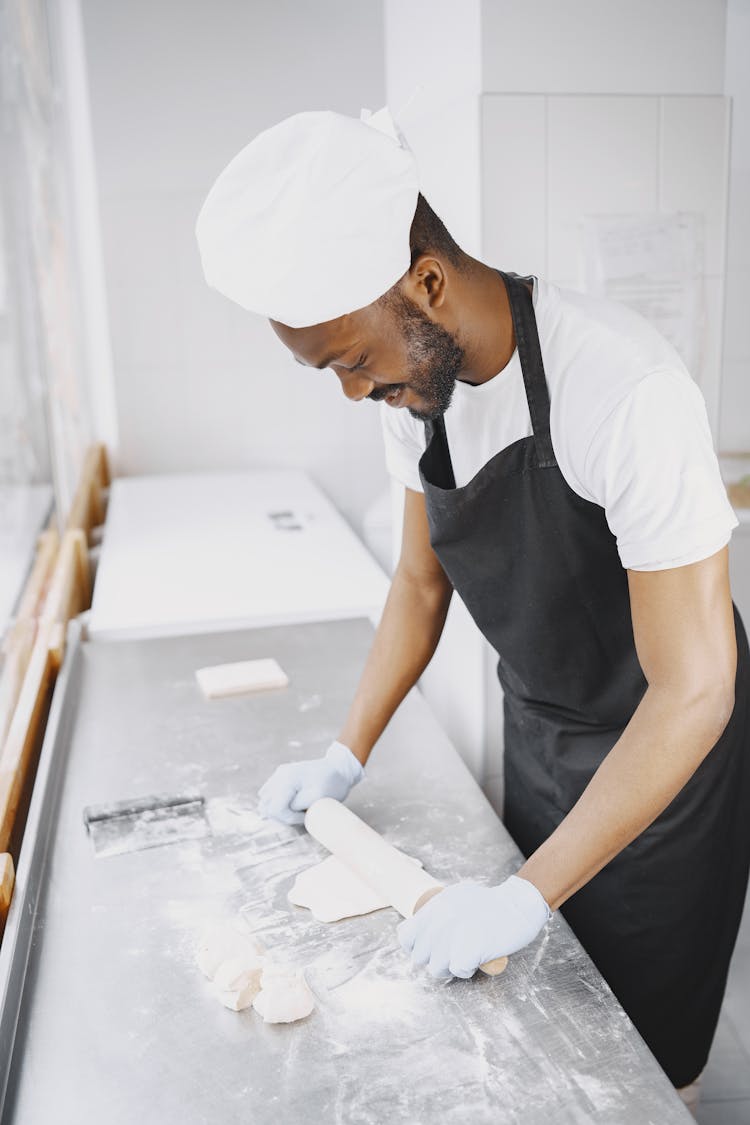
[0,618,690,1124]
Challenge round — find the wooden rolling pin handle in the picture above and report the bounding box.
[413,886,509,978]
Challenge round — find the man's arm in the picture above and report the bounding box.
[339,487,453,764]
[518,545,737,910]
[258,487,451,822]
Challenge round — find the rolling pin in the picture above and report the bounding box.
[304,798,508,976]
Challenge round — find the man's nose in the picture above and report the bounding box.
[334,368,375,402]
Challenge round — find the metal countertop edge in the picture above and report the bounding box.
[0,621,83,1119]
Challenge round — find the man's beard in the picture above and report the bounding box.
[371,290,466,421]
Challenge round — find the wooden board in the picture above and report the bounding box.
[0,530,59,754]
[40,530,90,663]
[0,853,14,934]
[0,621,37,755]
[0,624,57,853]
[15,529,59,621]
[65,442,110,539]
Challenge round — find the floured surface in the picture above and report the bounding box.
[287,850,423,922]
[3,620,691,1125]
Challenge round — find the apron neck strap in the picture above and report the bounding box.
[498,272,556,468]
[423,414,457,489]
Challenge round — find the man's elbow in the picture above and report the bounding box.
[713,680,736,733]
[691,675,736,745]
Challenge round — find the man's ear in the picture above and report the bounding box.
[407,255,447,311]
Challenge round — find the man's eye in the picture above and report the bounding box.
[352,355,368,371]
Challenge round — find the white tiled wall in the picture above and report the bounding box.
[659,97,731,278]
[546,96,661,281]
[481,93,730,434]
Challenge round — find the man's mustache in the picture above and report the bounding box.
[367,384,405,402]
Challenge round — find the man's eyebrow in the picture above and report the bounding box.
[293,347,357,371]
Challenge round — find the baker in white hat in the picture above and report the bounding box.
[196,106,750,1107]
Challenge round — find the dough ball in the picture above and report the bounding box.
[216,977,262,1012]
[195,922,263,980]
[252,968,315,1024]
[213,953,265,992]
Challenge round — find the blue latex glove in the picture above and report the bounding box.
[257,740,364,825]
[397,875,551,979]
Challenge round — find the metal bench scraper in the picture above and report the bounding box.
[83,793,209,858]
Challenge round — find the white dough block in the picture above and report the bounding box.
[195,658,289,699]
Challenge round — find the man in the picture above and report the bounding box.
[196,107,750,1103]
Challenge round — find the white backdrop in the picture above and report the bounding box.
[79,0,389,535]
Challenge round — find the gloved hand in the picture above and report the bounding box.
[257,740,364,825]
[397,874,551,979]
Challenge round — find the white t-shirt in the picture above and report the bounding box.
[381,276,737,571]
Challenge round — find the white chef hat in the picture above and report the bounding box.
[195,107,420,328]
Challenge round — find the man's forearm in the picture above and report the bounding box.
[338,567,452,765]
[518,681,735,911]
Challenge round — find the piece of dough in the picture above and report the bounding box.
[216,977,263,1011]
[252,966,315,1024]
[195,922,263,980]
[213,953,265,992]
[288,850,423,922]
[195,658,289,699]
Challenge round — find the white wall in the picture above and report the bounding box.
[720,0,750,453]
[384,0,482,255]
[481,93,731,435]
[481,0,727,95]
[79,0,388,534]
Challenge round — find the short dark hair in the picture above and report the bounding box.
[408,193,464,268]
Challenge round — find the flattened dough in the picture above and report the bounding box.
[288,851,423,922]
[252,966,315,1024]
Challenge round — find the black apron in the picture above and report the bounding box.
[418,271,750,1088]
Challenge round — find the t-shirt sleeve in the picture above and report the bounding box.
[379,401,425,493]
[581,369,738,571]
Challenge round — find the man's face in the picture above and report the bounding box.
[271,287,466,421]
